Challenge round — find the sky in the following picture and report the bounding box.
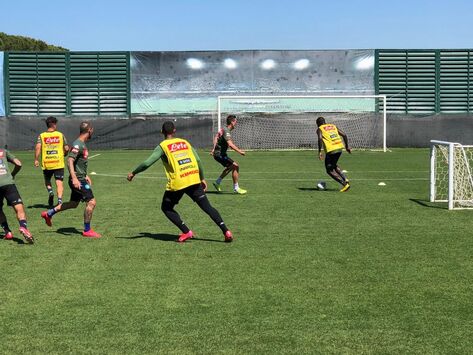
[1,0,472,51]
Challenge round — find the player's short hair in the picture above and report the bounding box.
[227,115,237,125]
[79,121,92,134]
[45,116,57,128]
[316,116,326,126]
[161,121,175,135]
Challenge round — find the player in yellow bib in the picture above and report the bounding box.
[34,116,69,207]
[316,116,351,192]
[127,121,233,243]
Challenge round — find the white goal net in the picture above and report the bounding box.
[215,95,387,151]
[430,140,473,210]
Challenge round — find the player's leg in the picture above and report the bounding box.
[160,190,192,242]
[335,166,348,183]
[231,161,246,194]
[325,153,345,185]
[5,186,34,244]
[0,203,13,240]
[41,178,81,227]
[213,155,232,192]
[187,185,233,242]
[54,169,65,206]
[43,170,55,208]
[82,197,100,238]
[326,152,350,192]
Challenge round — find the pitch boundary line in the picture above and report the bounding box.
[91,172,429,181]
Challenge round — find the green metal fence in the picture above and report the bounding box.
[4,52,129,116]
[376,49,473,114]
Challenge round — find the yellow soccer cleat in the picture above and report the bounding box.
[213,182,222,192]
[340,183,351,192]
[234,187,247,195]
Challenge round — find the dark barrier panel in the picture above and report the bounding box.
[387,114,473,147]
[2,116,214,150]
[2,114,473,150]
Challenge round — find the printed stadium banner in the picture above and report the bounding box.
[0,52,5,116]
[130,50,375,115]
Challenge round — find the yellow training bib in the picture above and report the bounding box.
[160,138,201,191]
[40,131,66,170]
[319,124,344,153]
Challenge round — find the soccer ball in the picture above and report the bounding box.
[317,181,326,190]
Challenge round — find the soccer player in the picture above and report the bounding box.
[34,116,69,208]
[127,121,233,243]
[0,148,34,243]
[210,115,246,194]
[316,116,352,192]
[41,122,101,238]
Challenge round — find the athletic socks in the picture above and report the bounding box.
[216,177,223,185]
[84,222,91,232]
[1,221,11,233]
[47,187,54,196]
[233,183,239,191]
[57,198,63,205]
[218,221,229,234]
[47,208,57,217]
[19,220,27,229]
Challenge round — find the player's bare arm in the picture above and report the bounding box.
[67,157,81,189]
[10,158,22,178]
[338,129,352,153]
[210,133,219,155]
[34,141,41,167]
[228,139,245,156]
[316,129,324,160]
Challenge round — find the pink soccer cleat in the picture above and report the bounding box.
[41,211,52,227]
[178,230,194,243]
[4,231,13,240]
[224,230,233,243]
[82,229,101,238]
[19,227,34,244]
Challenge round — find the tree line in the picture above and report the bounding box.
[0,32,68,51]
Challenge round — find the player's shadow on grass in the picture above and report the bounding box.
[205,191,235,195]
[123,232,177,242]
[298,187,334,191]
[122,233,226,243]
[1,235,27,244]
[55,227,83,236]
[27,203,50,209]
[410,198,446,209]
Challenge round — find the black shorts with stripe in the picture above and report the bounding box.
[325,151,342,170]
[162,183,206,207]
[0,184,23,208]
[213,154,234,168]
[68,178,94,202]
[43,168,65,182]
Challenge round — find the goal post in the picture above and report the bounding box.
[430,140,473,210]
[216,95,387,152]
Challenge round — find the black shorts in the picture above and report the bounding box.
[162,183,206,207]
[0,184,23,208]
[214,154,234,168]
[68,178,94,202]
[325,151,342,171]
[43,168,65,182]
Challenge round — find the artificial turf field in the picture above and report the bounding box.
[1,148,472,354]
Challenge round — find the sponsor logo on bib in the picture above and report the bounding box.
[168,142,188,153]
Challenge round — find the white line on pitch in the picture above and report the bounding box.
[88,154,101,159]
[91,172,428,181]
